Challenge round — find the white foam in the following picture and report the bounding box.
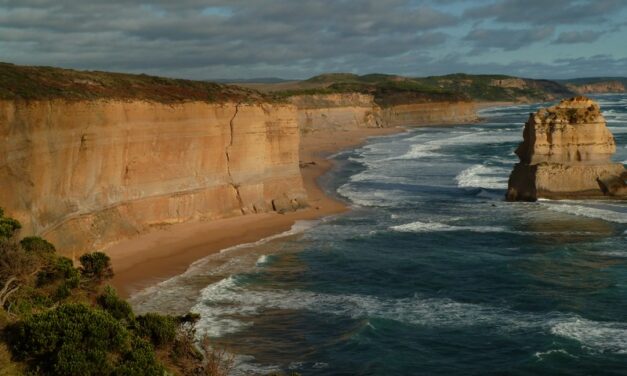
[336,184,401,207]
[397,143,443,159]
[542,203,627,224]
[193,278,627,355]
[390,220,506,233]
[596,250,627,258]
[455,164,509,189]
[533,349,577,360]
[128,220,318,312]
[256,255,270,266]
[551,317,627,354]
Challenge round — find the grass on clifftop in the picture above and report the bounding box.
[0,62,267,103]
[266,72,575,104]
[272,74,467,106]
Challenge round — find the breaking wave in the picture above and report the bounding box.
[193,276,627,354]
[455,164,510,189]
[542,203,627,224]
[390,220,507,233]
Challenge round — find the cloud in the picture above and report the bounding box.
[464,0,627,25]
[0,0,459,77]
[463,26,554,51]
[554,30,604,44]
[0,0,625,79]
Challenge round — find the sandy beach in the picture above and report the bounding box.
[108,126,403,297]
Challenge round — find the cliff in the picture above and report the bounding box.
[566,81,626,94]
[0,63,492,256]
[290,93,478,132]
[506,97,626,201]
[0,99,306,257]
[559,77,627,94]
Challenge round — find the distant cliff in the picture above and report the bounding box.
[290,93,478,132]
[560,77,627,94]
[566,81,626,94]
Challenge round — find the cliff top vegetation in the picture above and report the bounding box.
[244,72,575,104]
[1,62,577,106]
[0,62,266,103]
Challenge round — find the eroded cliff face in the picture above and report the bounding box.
[290,94,478,131]
[379,101,478,127]
[0,100,306,256]
[290,94,382,132]
[567,81,626,94]
[506,96,626,201]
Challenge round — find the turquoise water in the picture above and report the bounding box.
[132,95,627,375]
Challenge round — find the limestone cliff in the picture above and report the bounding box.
[0,100,306,256]
[506,96,626,201]
[566,81,626,94]
[290,93,382,132]
[290,94,478,132]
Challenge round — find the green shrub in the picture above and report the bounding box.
[136,313,177,347]
[37,256,80,288]
[115,337,165,376]
[6,303,166,375]
[97,286,134,322]
[0,208,21,239]
[19,236,56,254]
[7,304,128,375]
[79,252,114,283]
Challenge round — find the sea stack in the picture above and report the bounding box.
[506,96,627,201]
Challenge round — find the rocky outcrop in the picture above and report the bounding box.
[0,100,306,257]
[506,96,626,201]
[290,94,478,132]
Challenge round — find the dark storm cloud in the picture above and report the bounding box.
[554,30,605,44]
[464,27,554,51]
[464,0,627,25]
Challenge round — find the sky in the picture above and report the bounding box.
[1,0,627,80]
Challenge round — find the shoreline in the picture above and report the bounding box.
[108,126,403,298]
[107,101,517,299]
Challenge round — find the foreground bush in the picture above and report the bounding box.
[7,303,164,375]
[0,208,237,375]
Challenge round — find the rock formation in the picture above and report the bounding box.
[0,100,307,256]
[506,96,626,201]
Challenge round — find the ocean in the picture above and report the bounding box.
[131,94,627,375]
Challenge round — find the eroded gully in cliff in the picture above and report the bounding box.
[225,102,246,214]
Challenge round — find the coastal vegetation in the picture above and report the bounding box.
[0,62,262,103]
[0,209,235,376]
[263,72,575,104]
[1,62,577,106]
